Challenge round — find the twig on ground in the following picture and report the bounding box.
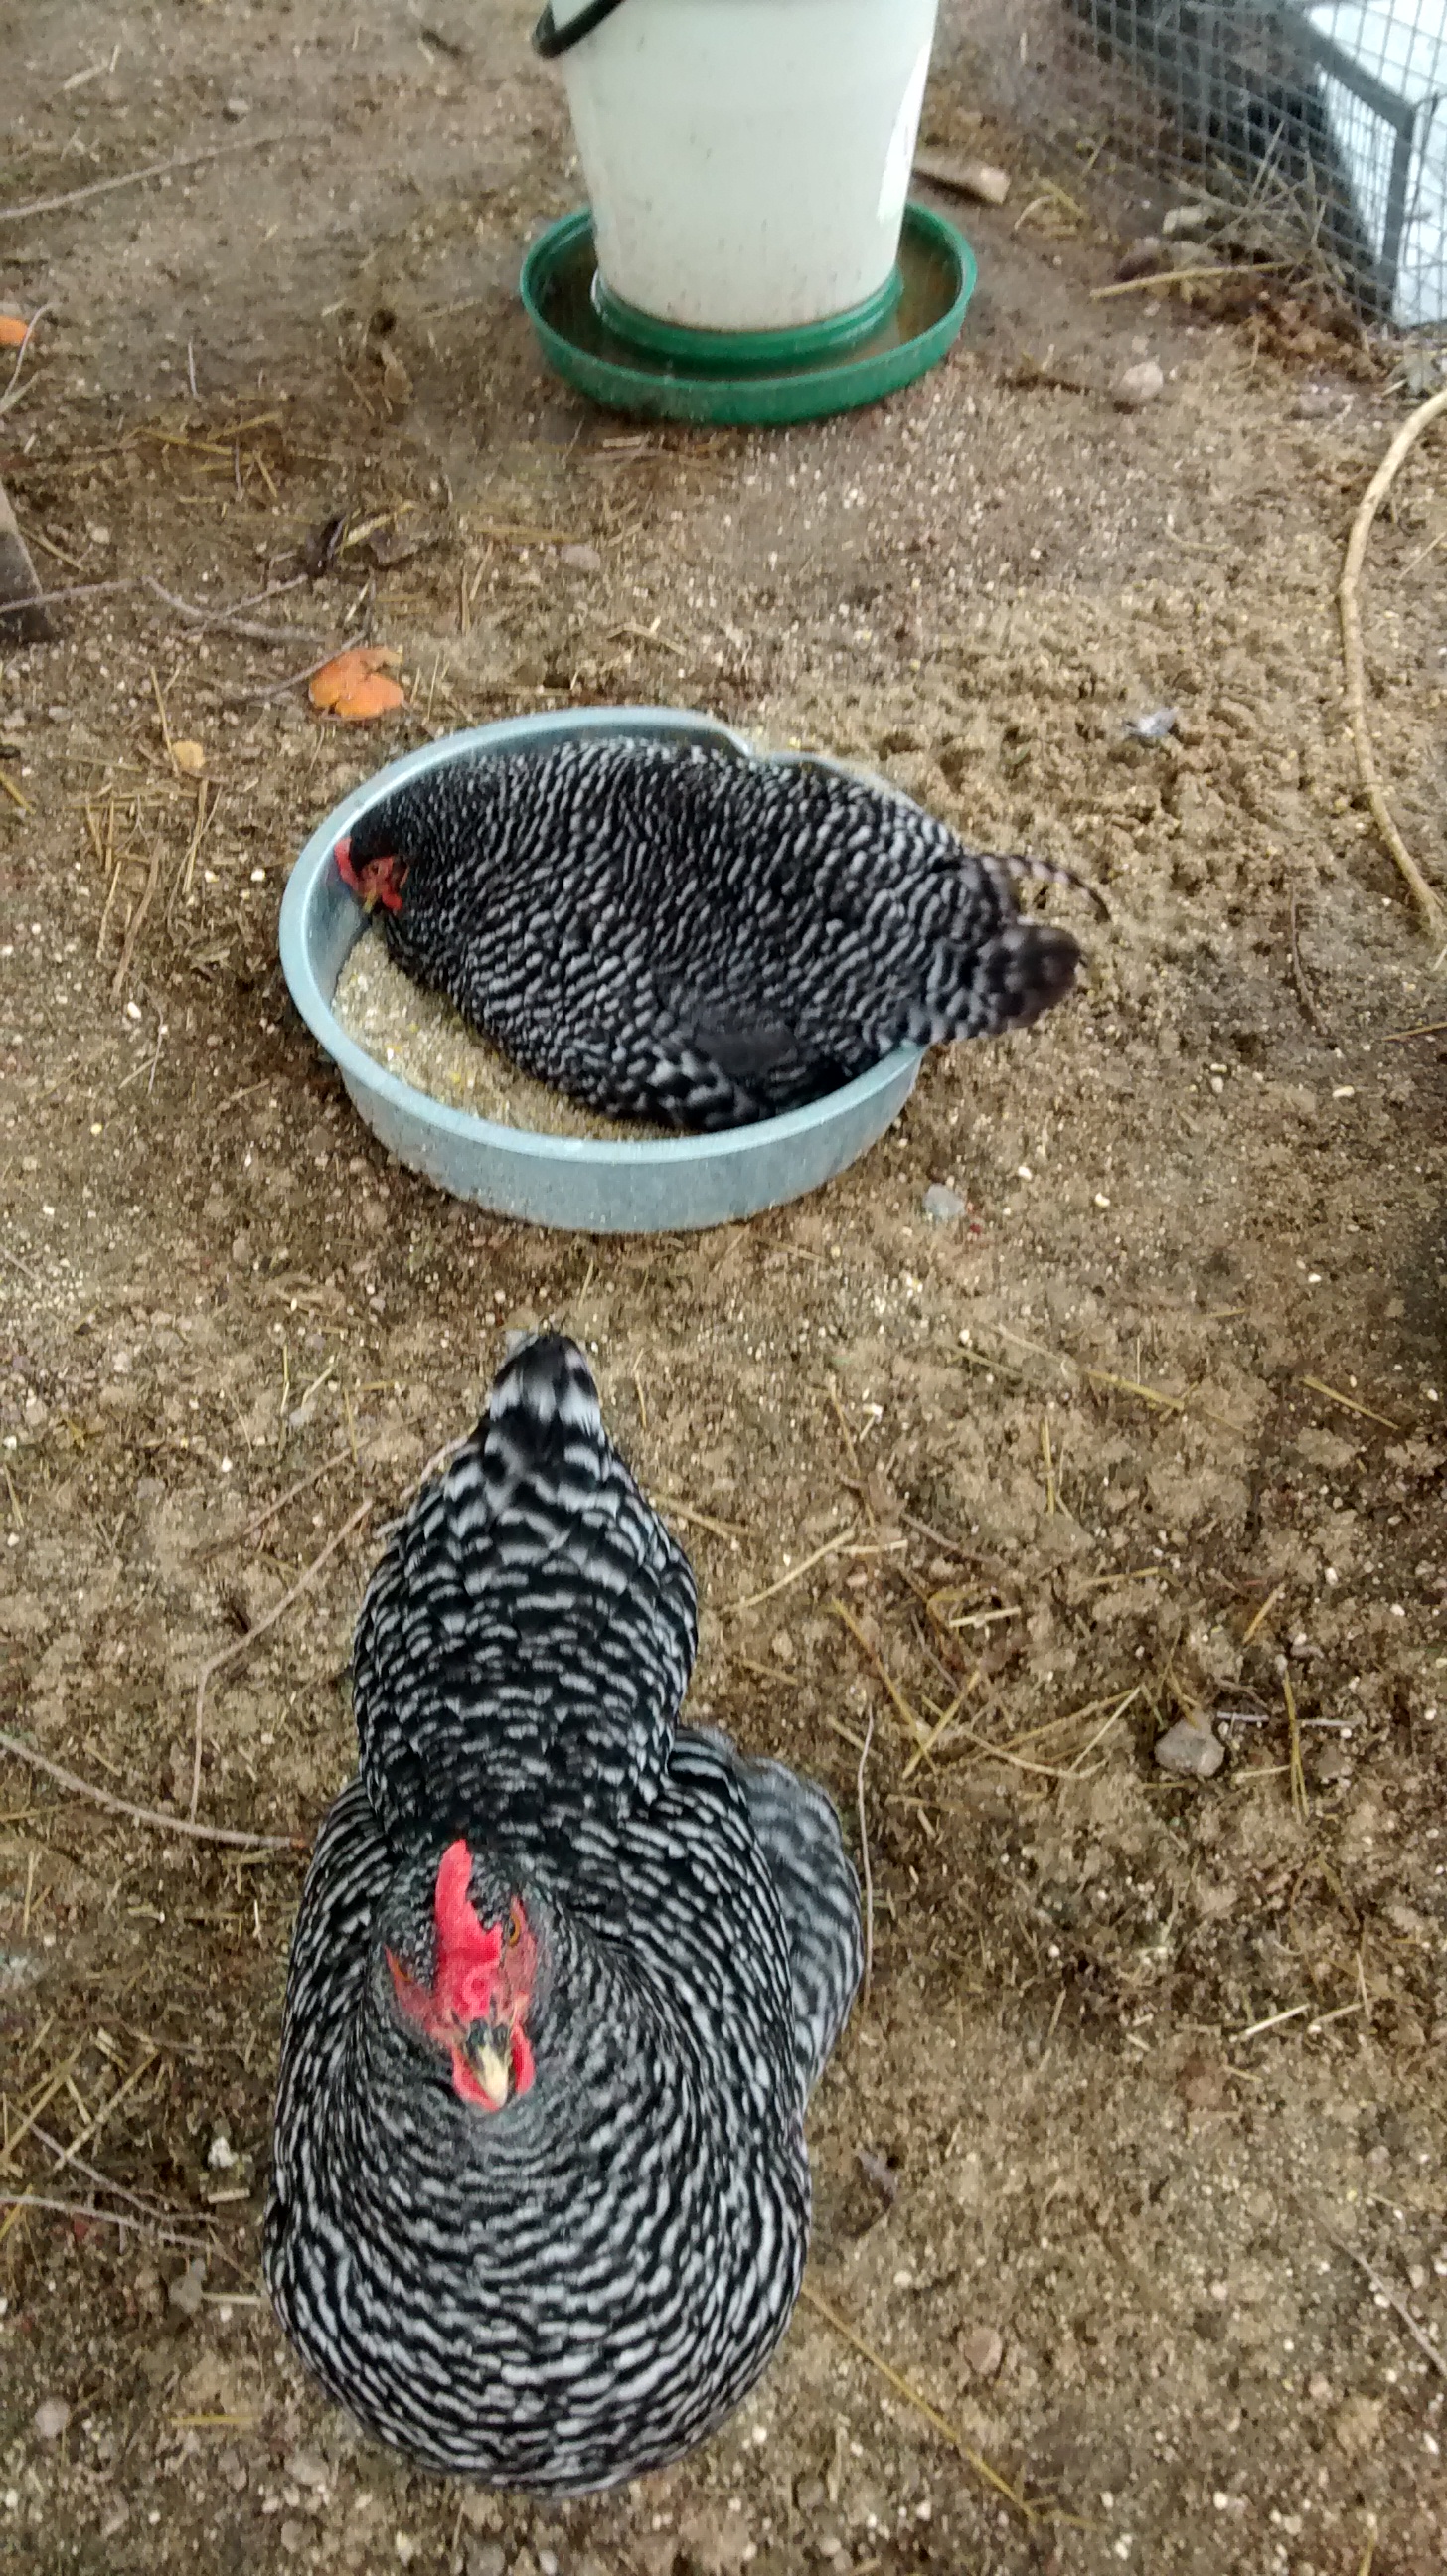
[173,779,219,916]
[0,132,314,225]
[0,461,57,643]
[799,2280,1038,2520]
[196,1445,352,1560]
[1339,382,1447,941]
[900,1684,973,1784]
[726,1530,858,1613]
[1283,1667,1309,1824]
[108,844,160,1002]
[830,1598,929,1751]
[1,2044,86,2180]
[1289,885,1339,1043]
[0,304,52,420]
[1231,2001,1311,2041]
[30,2121,186,2222]
[190,1496,373,1819]
[0,1238,41,1285]
[951,1713,1120,1782]
[825,1377,870,1512]
[987,1322,1248,1436]
[1090,260,1286,299]
[1299,1374,1402,1432]
[1327,2233,1447,2382]
[899,1510,998,1569]
[143,576,327,647]
[1241,1581,1286,1646]
[0,1731,300,1850]
[223,639,368,705]
[0,576,134,613]
[44,2047,158,2180]
[0,2193,220,2257]
[855,1709,875,2012]
[656,1496,747,1541]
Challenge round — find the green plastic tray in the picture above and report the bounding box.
[520,202,975,425]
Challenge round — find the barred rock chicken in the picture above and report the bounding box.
[333,736,1090,1130]
[263,1335,862,2493]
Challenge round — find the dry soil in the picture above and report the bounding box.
[1,7,1445,2576]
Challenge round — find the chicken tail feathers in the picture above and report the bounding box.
[353,1335,699,1852]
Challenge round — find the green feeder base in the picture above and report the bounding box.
[519,203,975,427]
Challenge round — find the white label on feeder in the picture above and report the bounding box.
[879,39,931,230]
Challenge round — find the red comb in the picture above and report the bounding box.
[432,1840,503,2031]
[435,1841,497,1953]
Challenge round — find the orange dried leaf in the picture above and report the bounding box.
[0,315,30,348]
[333,672,406,722]
[308,646,404,721]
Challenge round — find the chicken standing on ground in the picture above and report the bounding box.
[264,1334,862,2493]
[334,736,1094,1129]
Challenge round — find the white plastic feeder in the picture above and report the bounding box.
[539,0,942,334]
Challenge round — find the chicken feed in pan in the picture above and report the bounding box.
[332,928,668,1142]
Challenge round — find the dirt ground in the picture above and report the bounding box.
[2,4,1446,2572]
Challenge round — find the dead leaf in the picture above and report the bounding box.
[308,646,405,724]
[0,315,30,349]
[170,738,206,776]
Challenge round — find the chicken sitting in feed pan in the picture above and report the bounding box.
[334,736,1097,1129]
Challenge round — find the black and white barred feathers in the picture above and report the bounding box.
[263,1335,862,2494]
[339,736,1089,1129]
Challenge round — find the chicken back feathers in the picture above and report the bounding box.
[264,1335,862,2492]
[340,737,1084,1129]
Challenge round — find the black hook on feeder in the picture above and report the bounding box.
[533,0,631,60]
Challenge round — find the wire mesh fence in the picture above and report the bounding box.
[938,2,1447,338]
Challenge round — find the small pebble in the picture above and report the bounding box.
[559,543,602,573]
[207,2133,237,2170]
[1125,706,1178,742]
[960,2325,1004,2379]
[33,2397,71,2443]
[1162,204,1209,238]
[167,2257,206,2317]
[1153,1716,1224,1779]
[1114,359,1165,410]
[856,2146,898,2203]
[224,96,251,119]
[1114,237,1163,282]
[465,2546,505,2576]
[922,1182,967,1221]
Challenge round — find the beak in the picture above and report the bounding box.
[470,2041,511,2110]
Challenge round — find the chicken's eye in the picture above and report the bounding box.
[506,1909,521,1948]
